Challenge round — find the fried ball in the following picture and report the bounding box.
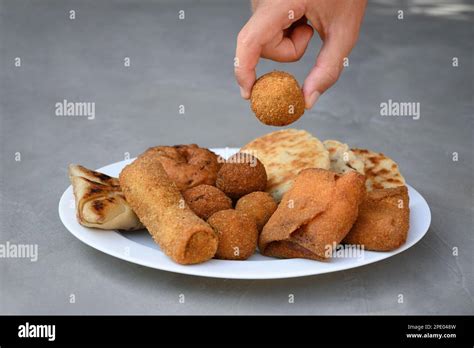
[207,209,258,260]
[183,184,232,220]
[140,145,221,191]
[250,71,305,126]
[215,153,267,200]
[235,191,277,232]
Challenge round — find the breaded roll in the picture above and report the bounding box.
[119,155,218,265]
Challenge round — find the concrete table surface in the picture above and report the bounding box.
[0,0,472,314]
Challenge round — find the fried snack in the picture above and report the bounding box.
[240,129,330,201]
[235,192,277,232]
[250,71,305,126]
[259,169,366,260]
[343,186,410,251]
[352,148,405,191]
[208,209,258,260]
[216,153,267,200]
[68,164,143,230]
[119,156,218,265]
[323,140,365,175]
[139,144,221,191]
[183,184,232,220]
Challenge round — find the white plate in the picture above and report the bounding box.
[59,148,431,279]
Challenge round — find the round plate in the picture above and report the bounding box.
[59,148,431,279]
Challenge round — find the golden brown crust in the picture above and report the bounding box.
[235,191,277,232]
[262,241,325,261]
[119,155,218,265]
[208,209,258,260]
[343,186,410,251]
[216,153,267,200]
[259,169,366,260]
[140,145,221,191]
[183,184,232,220]
[250,71,305,126]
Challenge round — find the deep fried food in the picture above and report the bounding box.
[259,169,366,260]
[235,191,277,232]
[216,153,267,200]
[119,155,218,265]
[183,184,232,220]
[207,209,258,260]
[140,144,221,191]
[343,186,410,251]
[250,71,305,126]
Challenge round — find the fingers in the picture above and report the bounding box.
[235,23,261,99]
[303,32,354,109]
[235,2,306,99]
[261,23,314,62]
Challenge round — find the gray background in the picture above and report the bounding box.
[0,0,472,314]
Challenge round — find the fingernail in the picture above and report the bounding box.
[240,86,249,99]
[305,91,320,109]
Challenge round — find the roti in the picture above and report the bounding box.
[352,148,406,191]
[240,129,330,201]
[323,140,365,175]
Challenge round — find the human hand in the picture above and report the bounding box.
[235,0,367,109]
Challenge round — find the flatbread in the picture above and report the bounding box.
[323,140,365,175]
[69,164,143,230]
[240,129,330,201]
[352,148,406,191]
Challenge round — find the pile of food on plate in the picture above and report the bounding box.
[68,128,410,265]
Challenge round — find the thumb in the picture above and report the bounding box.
[302,35,347,109]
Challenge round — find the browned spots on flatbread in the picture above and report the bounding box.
[376,169,390,175]
[352,148,406,191]
[89,187,103,194]
[92,200,104,211]
[68,164,144,231]
[91,171,114,183]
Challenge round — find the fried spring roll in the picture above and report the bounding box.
[119,155,218,265]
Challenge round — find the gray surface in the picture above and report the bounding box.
[0,0,473,315]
